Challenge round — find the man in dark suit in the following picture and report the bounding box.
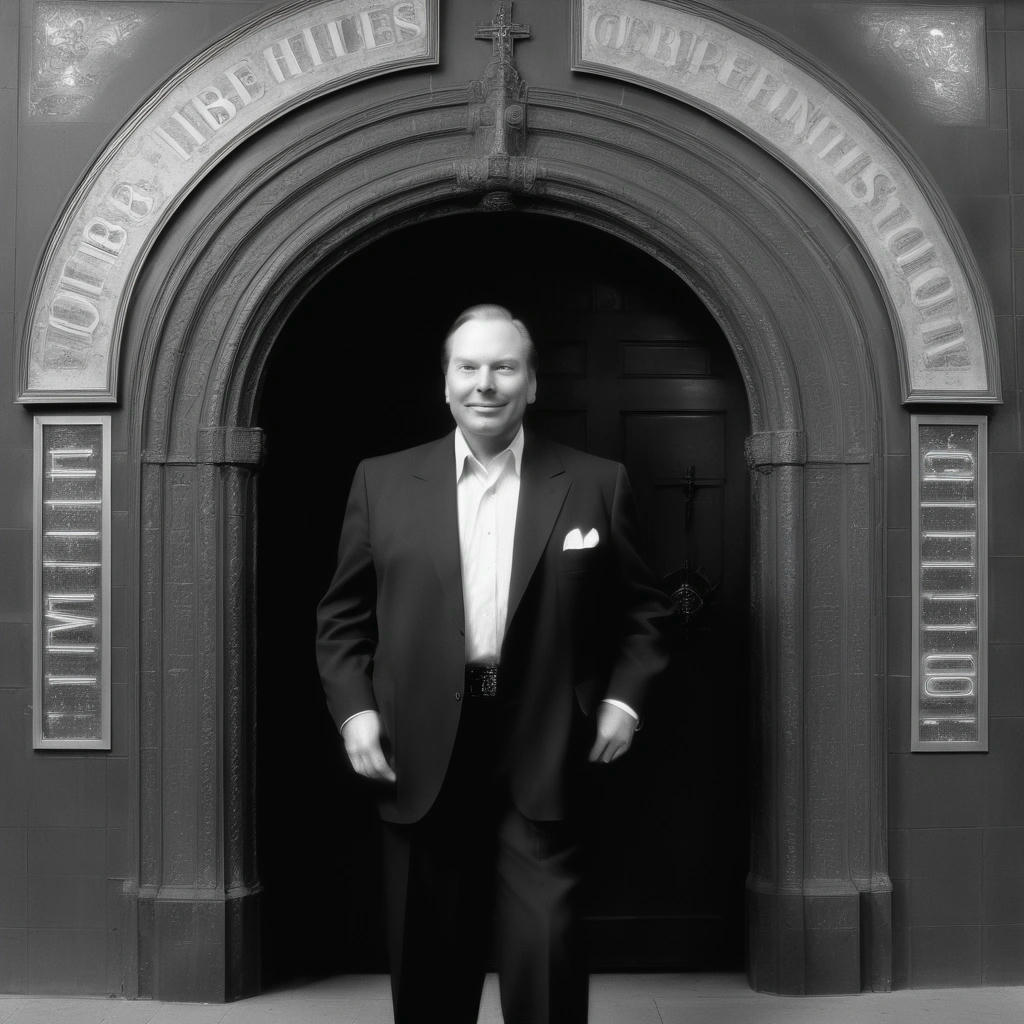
[316,305,673,1024]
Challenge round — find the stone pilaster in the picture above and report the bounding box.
[135,431,263,1001]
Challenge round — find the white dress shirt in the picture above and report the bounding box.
[456,425,522,663]
[339,429,638,731]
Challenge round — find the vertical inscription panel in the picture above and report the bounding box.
[912,415,987,751]
[33,417,111,749]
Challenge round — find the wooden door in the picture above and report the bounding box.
[257,214,750,981]
[522,291,751,970]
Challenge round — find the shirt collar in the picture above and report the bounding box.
[455,426,524,480]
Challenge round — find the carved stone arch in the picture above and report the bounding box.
[18,0,998,406]
[136,89,885,449]
[120,78,892,1001]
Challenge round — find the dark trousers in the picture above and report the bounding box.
[381,699,589,1024]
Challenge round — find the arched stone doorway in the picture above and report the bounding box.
[116,77,896,1000]
[255,212,752,984]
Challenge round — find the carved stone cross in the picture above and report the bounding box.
[475,0,531,66]
[457,0,538,202]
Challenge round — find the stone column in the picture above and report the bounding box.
[744,430,891,994]
[136,427,263,1002]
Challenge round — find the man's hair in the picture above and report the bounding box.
[442,304,538,373]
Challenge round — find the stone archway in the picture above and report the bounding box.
[17,0,998,406]
[114,79,895,1001]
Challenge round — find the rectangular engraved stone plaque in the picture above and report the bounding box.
[33,417,111,749]
[911,415,987,751]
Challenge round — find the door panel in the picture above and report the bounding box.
[525,292,750,970]
[621,341,712,377]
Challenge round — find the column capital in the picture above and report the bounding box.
[198,427,265,466]
[143,428,265,466]
[744,430,807,471]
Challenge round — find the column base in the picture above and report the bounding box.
[136,887,261,1002]
[746,883,891,994]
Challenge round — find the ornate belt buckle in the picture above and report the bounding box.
[480,665,498,697]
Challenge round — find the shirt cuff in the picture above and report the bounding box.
[339,709,376,734]
[601,698,640,730]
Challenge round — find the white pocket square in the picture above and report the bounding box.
[563,527,600,551]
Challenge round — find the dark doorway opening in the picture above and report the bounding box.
[255,212,751,988]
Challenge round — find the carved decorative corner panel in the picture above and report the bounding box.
[851,4,986,126]
[28,3,151,121]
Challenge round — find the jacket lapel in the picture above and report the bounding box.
[413,433,465,638]
[505,431,570,634]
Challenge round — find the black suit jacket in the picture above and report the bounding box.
[316,430,673,823]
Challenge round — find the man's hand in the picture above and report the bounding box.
[588,702,637,764]
[341,711,396,783]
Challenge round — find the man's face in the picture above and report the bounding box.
[444,317,537,449]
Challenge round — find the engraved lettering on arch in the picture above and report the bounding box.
[109,181,156,221]
[574,0,996,400]
[21,0,437,400]
[587,16,970,368]
[151,3,426,162]
[45,178,160,354]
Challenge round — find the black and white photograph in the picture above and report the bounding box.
[1,0,1024,1021]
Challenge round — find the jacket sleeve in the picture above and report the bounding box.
[316,461,379,730]
[603,463,675,716]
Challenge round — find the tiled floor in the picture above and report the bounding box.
[3,974,1024,1023]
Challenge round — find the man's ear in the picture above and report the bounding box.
[444,380,450,404]
[527,372,537,404]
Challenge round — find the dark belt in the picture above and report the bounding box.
[464,664,499,698]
